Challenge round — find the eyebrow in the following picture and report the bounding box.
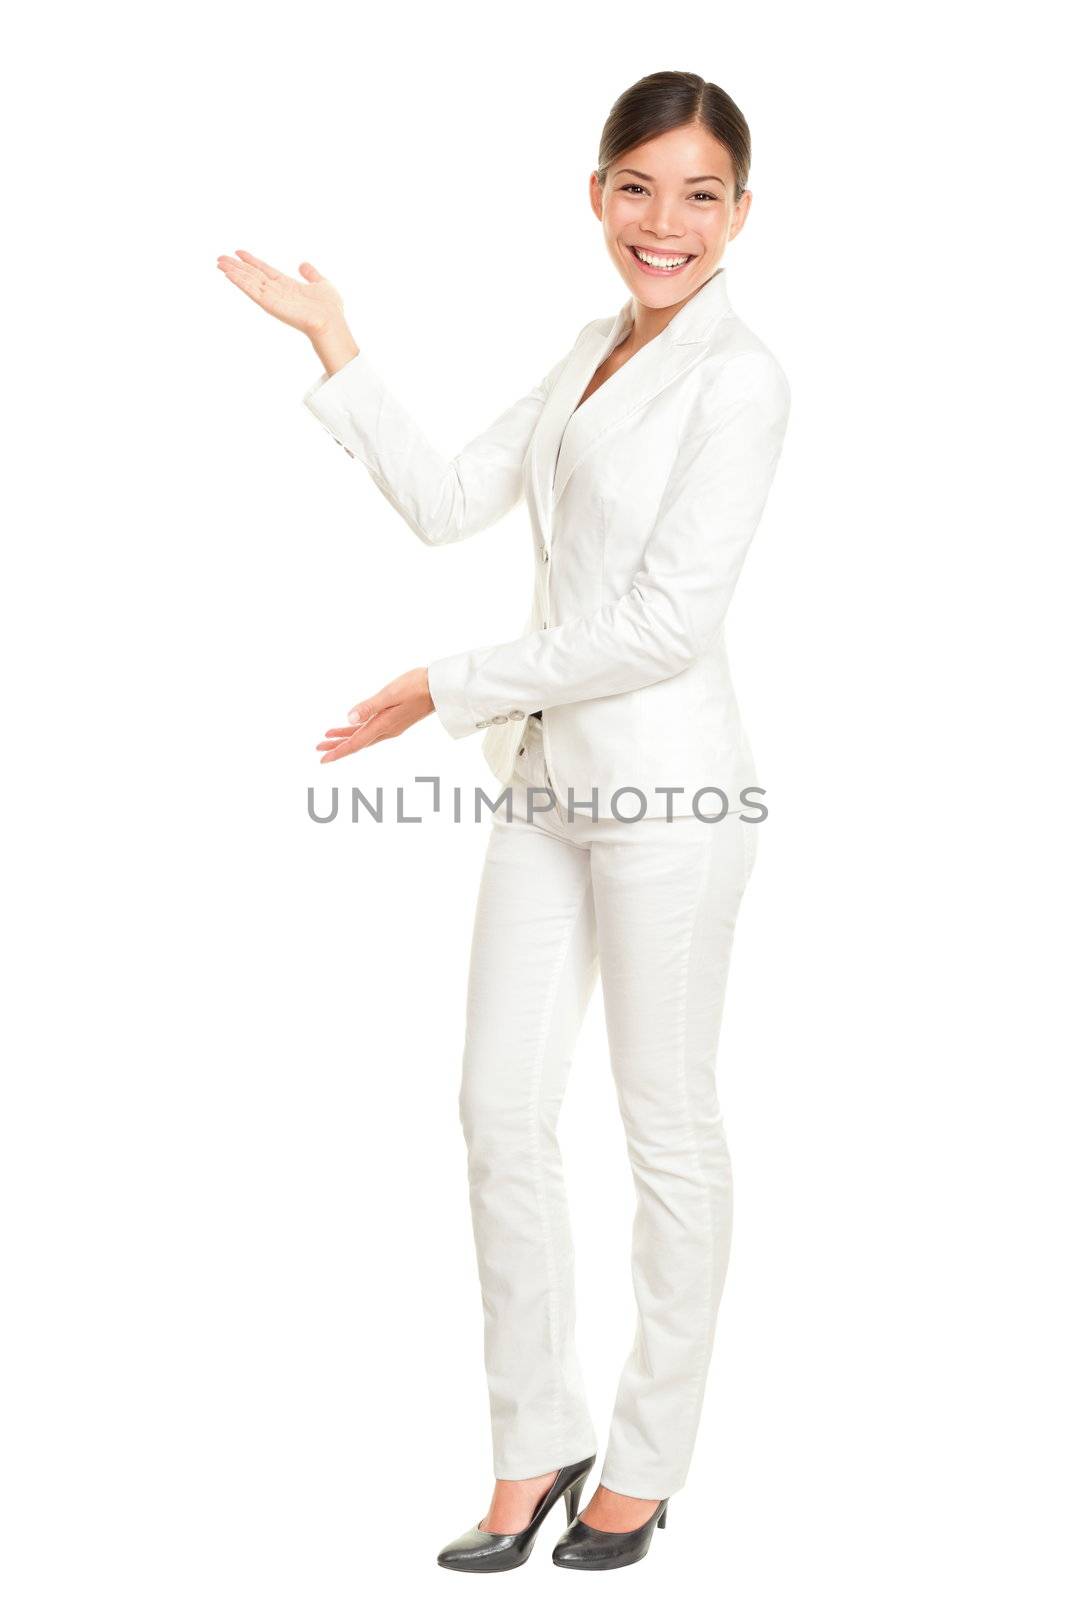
[616,167,727,187]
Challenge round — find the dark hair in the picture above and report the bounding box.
[596,72,751,204]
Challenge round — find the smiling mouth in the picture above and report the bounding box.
[626,244,695,274]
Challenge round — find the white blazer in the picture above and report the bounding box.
[303,266,791,817]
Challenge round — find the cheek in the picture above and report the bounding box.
[698,213,728,246]
[604,198,637,232]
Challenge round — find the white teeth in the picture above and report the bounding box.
[633,248,690,268]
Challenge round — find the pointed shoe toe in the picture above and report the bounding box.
[552,1497,669,1570]
[437,1522,525,1573]
[436,1453,597,1572]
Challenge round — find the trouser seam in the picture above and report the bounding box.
[525,872,594,1468]
[678,839,724,1471]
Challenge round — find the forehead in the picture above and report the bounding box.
[610,122,731,183]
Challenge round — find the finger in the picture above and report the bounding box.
[353,713,402,746]
[323,725,369,737]
[233,248,284,279]
[319,727,374,759]
[320,739,363,764]
[216,260,274,303]
[298,261,324,282]
[320,710,405,759]
[320,713,399,760]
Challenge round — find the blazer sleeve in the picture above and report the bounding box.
[426,351,791,739]
[303,348,569,546]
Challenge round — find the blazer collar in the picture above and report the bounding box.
[531,266,733,526]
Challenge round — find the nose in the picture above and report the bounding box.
[642,199,686,240]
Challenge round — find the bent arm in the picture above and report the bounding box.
[303,348,569,547]
[425,352,792,737]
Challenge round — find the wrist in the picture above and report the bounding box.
[309,319,360,378]
[419,666,434,714]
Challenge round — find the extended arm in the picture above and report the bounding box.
[216,247,566,549]
[425,351,792,738]
[304,348,569,547]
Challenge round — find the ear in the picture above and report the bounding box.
[588,170,604,222]
[728,188,754,241]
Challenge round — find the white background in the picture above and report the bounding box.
[3,2,1064,1595]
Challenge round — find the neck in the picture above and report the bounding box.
[626,264,724,349]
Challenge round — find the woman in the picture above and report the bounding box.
[218,70,790,1573]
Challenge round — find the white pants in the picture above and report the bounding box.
[458,715,758,1499]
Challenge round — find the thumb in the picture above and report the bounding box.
[347,695,380,724]
[298,260,324,282]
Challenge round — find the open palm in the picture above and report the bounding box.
[216,249,343,336]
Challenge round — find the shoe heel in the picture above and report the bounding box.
[564,1471,590,1523]
[657,1501,668,1529]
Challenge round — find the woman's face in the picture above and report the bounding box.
[591,121,752,307]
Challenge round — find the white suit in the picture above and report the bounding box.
[303,266,790,1499]
[303,266,790,817]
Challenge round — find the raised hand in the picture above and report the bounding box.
[216,249,345,337]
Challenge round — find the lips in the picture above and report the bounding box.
[626,244,695,276]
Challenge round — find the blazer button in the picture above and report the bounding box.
[475,720,490,729]
[507,708,524,720]
[541,547,550,562]
[491,714,509,725]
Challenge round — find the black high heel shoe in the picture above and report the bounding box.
[552,1495,669,1570]
[436,1454,597,1573]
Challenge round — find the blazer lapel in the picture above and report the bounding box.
[527,313,627,545]
[530,266,734,538]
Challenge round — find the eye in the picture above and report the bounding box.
[619,182,719,203]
